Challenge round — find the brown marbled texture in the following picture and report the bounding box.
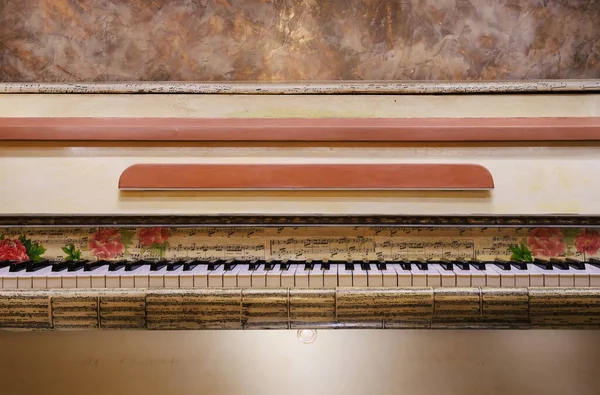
[0,0,599,82]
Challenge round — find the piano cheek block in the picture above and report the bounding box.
[117,164,494,191]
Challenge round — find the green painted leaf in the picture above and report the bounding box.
[509,243,533,262]
[19,235,47,262]
[62,243,82,261]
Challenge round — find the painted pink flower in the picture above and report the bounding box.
[0,238,28,261]
[575,229,600,255]
[89,228,124,259]
[527,228,566,257]
[138,228,169,247]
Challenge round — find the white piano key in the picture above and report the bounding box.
[337,264,353,287]
[381,264,398,287]
[2,269,19,289]
[236,264,254,287]
[308,264,324,288]
[295,264,310,288]
[192,264,210,287]
[80,266,109,289]
[482,266,500,287]
[391,264,412,287]
[555,268,575,287]
[32,266,55,289]
[133,265,152,288]
[178,264,197,288]
[409,265,427,287]
[106,267,128,288]
[323,264,338,288]
[366,264,383,287]
[519,264,544,287]
[488,265,515,288]
[46,269,64,289]
[430,264,456,287]
[573,269,590,287]
[512,267,531,287]
[352,265,368,287]
[208,265,227,288]
[149,266,169,288]
[17,271,33,289]
[250,265,268,288]
[61,269,82,289]
[224,265,243,288]
[164,265,185,288]
[120,268,135,288]
[0,266,10,288]
[91,266,112,288]
[530,265,559,287]
[280,264,297,288]
[585,264,600,286]
[418,264,441,287]
[452,265,472,287]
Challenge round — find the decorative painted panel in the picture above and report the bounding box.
[1,226,599,263]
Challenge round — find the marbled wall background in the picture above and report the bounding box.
[0,0,599,82]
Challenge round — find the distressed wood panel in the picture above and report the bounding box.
[337,288,434,329]
[0,291,51,329]
[99,290,146,329]
[481,288,529,328]
[241,289,289,329]
[432,288,481,328]
[51,293,98,329]
[146,289,242,330]
[529,288,600,328]
[289,288,335,329]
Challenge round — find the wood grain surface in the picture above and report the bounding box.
[117,163,494,190]
[2,117,600,142]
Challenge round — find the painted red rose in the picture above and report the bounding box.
[89,228,124,259]
[575,229,600,255]
[527,228,566,257]
[0,238,28,261]
[138,228,169,247]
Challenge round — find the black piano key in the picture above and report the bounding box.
[304,261,315,271]
[125,260,151,272]
[321,261,330,270]
[469,260,486,270]
[51,261,70,272]
[84,260,109,272]
[109,260,128,271]
[534,258,553,270]
[399,260,412,270]
[493,259,511,270]
[207,259,225,271]
[510,260,527,270]
[249,260,266,270]
[67,260,89,272]
[360,261,371,271]
[151,260,169,271]
[411,260,428,270]
[376,261,387,270]
[24,259,52,272]
[167,260,184,271]
[0,260,14,268]
[453,259,470,270]
[550,258,569,270]
[566,258,585,270]
[345,262,355,271]
[588,258,600,269]
[224,260,238,271]
[434,259,453,271]
[183,259,203,271]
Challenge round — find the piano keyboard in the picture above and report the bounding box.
[2,258,600,290]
